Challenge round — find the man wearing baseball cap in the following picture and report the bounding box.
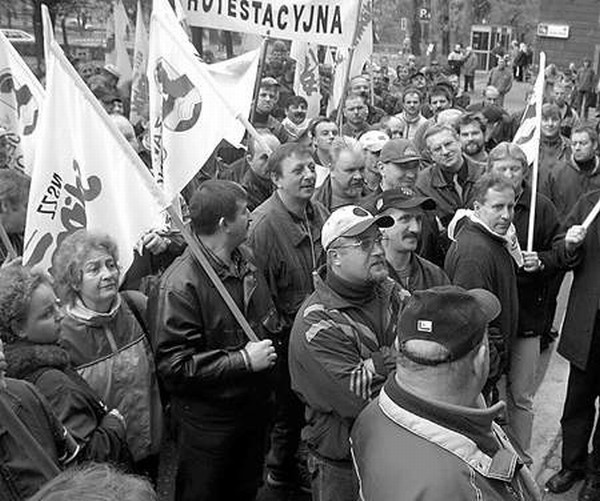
[351,286,540,501]
[289,205,409,501]
[372,187,449,292]
[358,130,389,192]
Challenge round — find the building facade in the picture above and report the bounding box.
[537,0,600,71]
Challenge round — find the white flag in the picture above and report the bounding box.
[147,0,259,200]
[130,0,149,127]
[328,0,373,114]
[290,41,322,119]
[0,30,44,174]
[105,0,133,88]
[513,52,546,165]
[173,0,192,39]
[25,7,168,275]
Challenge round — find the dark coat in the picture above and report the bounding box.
[557,189,600,371]
[513,187,568,337]
[3,342,129,465]
[0,378,77,501]
[153,243,279,403]
[445,220,518,381]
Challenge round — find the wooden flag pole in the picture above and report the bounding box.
[526,51,546,252]
[166,206,260,343]
[249,35,270,125]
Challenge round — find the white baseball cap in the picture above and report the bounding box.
[359,130,389,152]
[321,205,394,250]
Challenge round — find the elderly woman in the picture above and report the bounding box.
[0,265,129,465]
[53,230,162,477]
[487,142,566,463]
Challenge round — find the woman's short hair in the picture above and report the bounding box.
[189,180,248,236]
[487,142,528,172]
[0,265,51,344]
[52,230,119,305]
[28,463,157,501]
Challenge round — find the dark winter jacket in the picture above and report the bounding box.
[445,220,518,381]
[387,253,450,292]
[289,268,408,461]
[0,378,78,501]
[3,342,129,464]
[557,189,600,371]
[153,242,280,404]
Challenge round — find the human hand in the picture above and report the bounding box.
[244,340,277,372]
[565,225,586,252]
[522,251,543,272]
[140,231,170,255]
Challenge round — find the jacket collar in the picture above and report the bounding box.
[379,379,520,482]
[431,156,479,189]
[270,191,322,247]
[4,341,70,379]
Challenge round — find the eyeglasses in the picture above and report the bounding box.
[331,234,384,253]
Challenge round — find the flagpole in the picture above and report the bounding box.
[166,206,260,343]
[337,0,365,132]
[249,35,270,124]
[526,51,546,252]
[0,222,17,261]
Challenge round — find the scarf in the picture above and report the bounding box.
[67,295,122,326]
[448,209,524,267]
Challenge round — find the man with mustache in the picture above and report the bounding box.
[281,95,309,141]
[249,143,328,494]
[372,187,449,292]
[313,138,368,211]
[289,205,408,501]
[445,173,519,403]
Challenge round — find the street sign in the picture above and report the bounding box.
[418,8,430,20]
[537,23,570,39]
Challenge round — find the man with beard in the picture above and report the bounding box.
[310,118,339,187]
[249,143,328,494]
[349,75,385,124]
[313,139,367,211]
[282,96,309,141]
[445,173,519,401]
[552,82,580,138]
[395,88,430,144]
[251,77,290,144]
[416,125,484,229]
[373,187,449,291]
[342,94,371,139]
[546,126,600,222]
[289,205,407,501]
[457,112,488,166]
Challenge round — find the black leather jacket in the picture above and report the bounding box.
[152,242,280,404]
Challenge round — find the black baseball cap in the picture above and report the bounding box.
[374,187,436,213]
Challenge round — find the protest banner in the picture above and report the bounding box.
[183,0,361,47]
[148,0,259,200]
[130,0,150,127]
[105,0,134,88]
[0,29,45,174]
[24,7,168,275]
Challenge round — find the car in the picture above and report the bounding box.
[0,29,35,43]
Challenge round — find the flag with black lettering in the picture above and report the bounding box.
[24,7,168,275]
[0,30,44,174]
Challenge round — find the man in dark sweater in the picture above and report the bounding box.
[445,173,519,401]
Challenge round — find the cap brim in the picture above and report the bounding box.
[342,214,395,238]
[388,196,436,211]
[384,157,421,166]
[467,289,501,323]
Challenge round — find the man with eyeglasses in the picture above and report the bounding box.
[289,205,409,501]
[372,187,449,292]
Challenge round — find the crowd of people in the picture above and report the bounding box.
[3,36,600,501]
